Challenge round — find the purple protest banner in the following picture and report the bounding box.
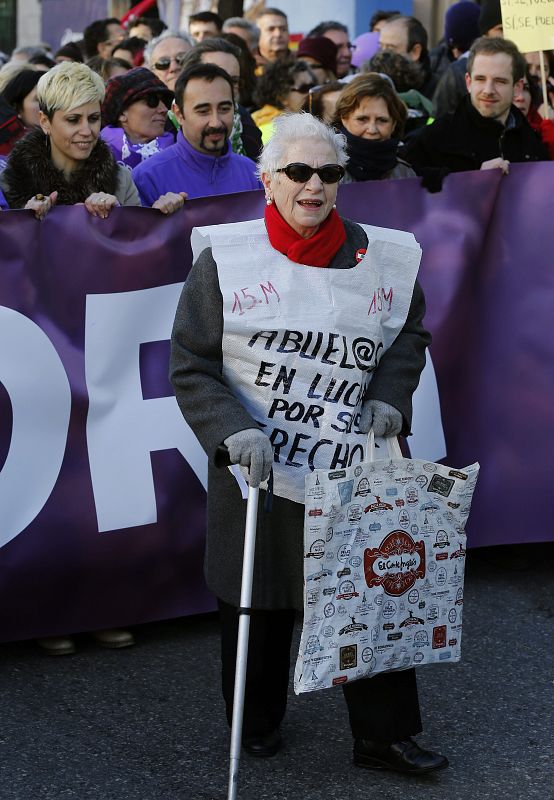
[0,165,553,642]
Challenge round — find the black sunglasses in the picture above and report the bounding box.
[291,82,317,94]
[276,162,345,184]
[152,52,188,71]
[143,93,166,108]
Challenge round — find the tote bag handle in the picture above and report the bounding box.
[367,429,403,461]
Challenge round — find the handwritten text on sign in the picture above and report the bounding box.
[501,0,554,51]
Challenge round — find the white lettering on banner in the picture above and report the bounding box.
[85,284,208,533]
[0,306,71,548]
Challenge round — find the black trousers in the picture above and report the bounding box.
[218,599,423,743]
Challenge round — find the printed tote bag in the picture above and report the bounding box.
[294,435,479,694]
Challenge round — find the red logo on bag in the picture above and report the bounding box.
[364,530,426,597]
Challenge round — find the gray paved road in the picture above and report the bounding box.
[1,544,553,800]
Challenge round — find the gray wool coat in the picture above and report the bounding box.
[169,217,431,609]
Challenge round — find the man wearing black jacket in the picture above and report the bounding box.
[402,37,548,190]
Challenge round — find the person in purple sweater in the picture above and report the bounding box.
[132,62,261,205]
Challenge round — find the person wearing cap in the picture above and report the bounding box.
[0,94,25,160]
[307,21,353,79]
[431,2,482,118]
[296,37,338,85]
[429,1,481,81]
[54,42,84,64]
[132,63,260,206]
[100,67,176,169]
[478,0,504,39]
[1,69,42,137]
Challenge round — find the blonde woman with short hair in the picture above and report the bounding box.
[1,61,185,218]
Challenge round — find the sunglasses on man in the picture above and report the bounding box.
[152,52,189,71]
[276,163,345,184]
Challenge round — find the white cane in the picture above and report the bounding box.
[227,483,259,800]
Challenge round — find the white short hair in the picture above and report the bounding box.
[37,61,105,117]
[257,112,348,179]
[143,31,193,66]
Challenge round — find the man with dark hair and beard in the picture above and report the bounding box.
[132,62,260,206]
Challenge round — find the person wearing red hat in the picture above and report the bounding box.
[296,36,338,85]
[307,20,353,79]
[100,67,175,169]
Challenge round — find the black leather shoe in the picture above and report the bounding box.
[242,729,282,758]
[353,738,449,774]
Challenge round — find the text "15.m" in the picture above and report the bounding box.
[231,282,281,316]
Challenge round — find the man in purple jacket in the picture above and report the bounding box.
[132,62,261,205]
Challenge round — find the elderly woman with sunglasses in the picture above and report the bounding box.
[100,67,176,169]
[170,113,447,775]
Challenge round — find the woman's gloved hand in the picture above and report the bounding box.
[223,428,273,487]
[359,399,403,437]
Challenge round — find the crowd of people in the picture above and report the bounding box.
[0,0,552,217]
[0,0,551,778]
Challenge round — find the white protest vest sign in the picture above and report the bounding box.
[192,218,422,504]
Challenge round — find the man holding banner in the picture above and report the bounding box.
[403,36,548,189]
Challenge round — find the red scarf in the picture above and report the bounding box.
[264,201,346,267]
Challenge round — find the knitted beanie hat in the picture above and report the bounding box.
[101,67,173,126]
[297,37,338,75]
[2,69,42,111]
[445,2,480,51]
[478,0,502,36]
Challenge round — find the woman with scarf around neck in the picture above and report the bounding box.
[100,67,176,170]
[170,113,448,775]
[1,62,185,220]
[334,73,416,182]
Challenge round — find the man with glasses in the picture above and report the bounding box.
[179,37,262,162]
[144,31,194,93]
[132,63,260,206]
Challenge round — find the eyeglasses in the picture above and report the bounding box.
[152,52,189,71]
[276,162,345,184]
[291,82,317,94]
[142,93,166,108]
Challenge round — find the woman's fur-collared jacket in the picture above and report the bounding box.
[1,128,140,208]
